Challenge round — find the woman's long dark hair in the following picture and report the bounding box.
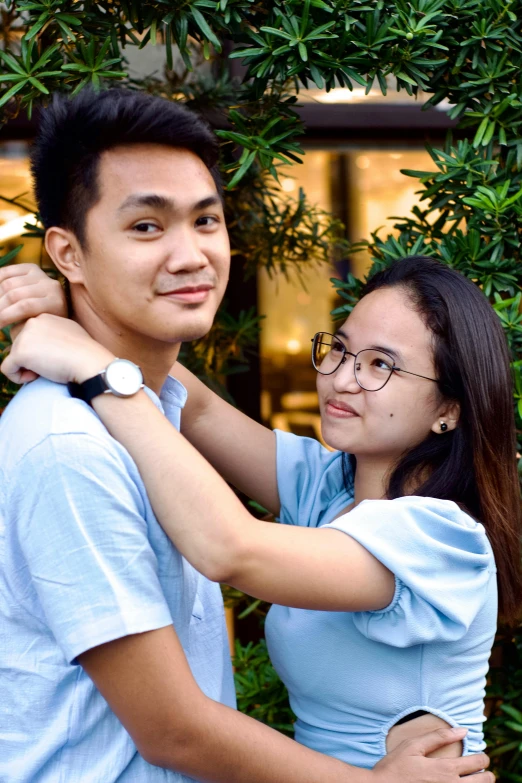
[347,256,522,623]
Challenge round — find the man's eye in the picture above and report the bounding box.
[195,215,218,228]
[132,222,160,233]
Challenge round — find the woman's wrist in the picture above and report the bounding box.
[74,347,116,384]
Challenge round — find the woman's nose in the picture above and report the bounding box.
[332,356,361,393]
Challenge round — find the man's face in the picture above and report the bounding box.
[71,143,230,346]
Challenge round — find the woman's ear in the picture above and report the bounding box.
[45,227,84,284]
[431,401,460,435]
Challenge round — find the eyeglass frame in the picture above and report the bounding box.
[310,332,439,392]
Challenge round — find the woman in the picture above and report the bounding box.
[3,255,521,769]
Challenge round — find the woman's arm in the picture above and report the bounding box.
[3,315,394,613]
[0,263,280,514]
[92,389,395,611]
[171,363,279,515]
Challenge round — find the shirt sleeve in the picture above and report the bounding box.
[275,430,351,528]
[327,496,495,647]
[8,432,174,664]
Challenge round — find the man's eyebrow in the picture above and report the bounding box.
[117,193,222,213]
[334,330,403,364]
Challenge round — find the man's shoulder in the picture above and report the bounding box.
[0,378,112,467]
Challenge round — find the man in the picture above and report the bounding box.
[0,90,492,783]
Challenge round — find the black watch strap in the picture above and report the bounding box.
[68,374,108,404]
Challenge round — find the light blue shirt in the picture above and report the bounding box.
[266,431,497,769]
[0,377,235,783]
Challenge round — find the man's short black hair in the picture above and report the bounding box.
[31,88,221,246]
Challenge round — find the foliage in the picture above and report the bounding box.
[1,0,522,777]
[486,627,522,778]
[232,639,296,735]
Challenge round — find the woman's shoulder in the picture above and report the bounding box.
[274,431,351,527]
[328,495,496,646]
[362,495,490,547]
[331,494,495,572]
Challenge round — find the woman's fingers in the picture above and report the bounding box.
[0,264,67,329]
[2,313,113,385]
[0,349,32,384]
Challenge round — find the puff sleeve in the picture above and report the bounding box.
[275,430,353,528]
[327,496,496,647]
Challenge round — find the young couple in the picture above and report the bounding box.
[0,88,517,783]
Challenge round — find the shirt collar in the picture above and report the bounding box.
[142,375,187,426]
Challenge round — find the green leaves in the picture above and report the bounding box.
[232,640,295,734]
[0,38,62,116]
[217,105,305,188]
[61,38,126,94]
[0,245,23,269]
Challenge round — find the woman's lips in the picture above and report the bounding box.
[325,401,359,419]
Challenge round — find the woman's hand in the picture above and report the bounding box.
[1,314,114,385]
[0,264,67,330]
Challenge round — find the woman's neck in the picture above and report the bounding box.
[352,455,391,506]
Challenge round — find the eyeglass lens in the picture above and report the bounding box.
[312,333,395,391]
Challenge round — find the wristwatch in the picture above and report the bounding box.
[68,358,144,404]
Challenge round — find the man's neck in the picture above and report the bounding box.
[72,298,180,396]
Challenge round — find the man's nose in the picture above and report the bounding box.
[332,356,361,394]
[165,228,209,273]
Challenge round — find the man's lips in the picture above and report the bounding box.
[159,284,214,304]
[325,399,360,418]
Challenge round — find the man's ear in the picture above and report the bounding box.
[45,227,85,284]
[431,400,460,435]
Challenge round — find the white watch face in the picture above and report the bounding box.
[105,359,143,397]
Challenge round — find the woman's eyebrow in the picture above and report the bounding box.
[335,329,404,364]
[370,344,402,363]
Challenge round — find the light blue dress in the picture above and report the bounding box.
[265,431,497,769]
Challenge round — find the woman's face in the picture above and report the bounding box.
[317,286,456,461]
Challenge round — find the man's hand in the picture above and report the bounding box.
[372,727,493,782]
[1,314,114,385]
[0,263,67,330]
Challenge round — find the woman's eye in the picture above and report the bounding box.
[331,341,344,354]
[374,358,393,371]
[132,222,160,233]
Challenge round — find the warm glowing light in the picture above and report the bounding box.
[317,88,367,103]
[356,156,370,170]
[0,213,38,242]
[297,292,311,305]
[286,339,302,355]
[281,177,296,192]
[389,153,403,160]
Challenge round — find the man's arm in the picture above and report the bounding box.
[80,625,491,783]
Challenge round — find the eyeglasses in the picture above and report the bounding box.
[311,332,438,392]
